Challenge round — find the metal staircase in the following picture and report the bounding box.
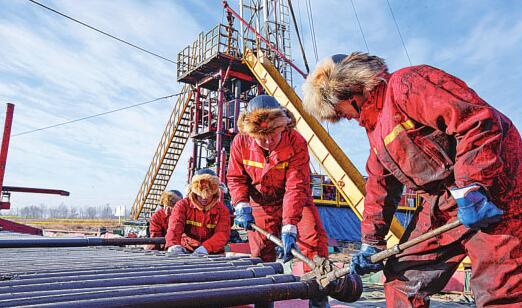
[242,49,405,242]
[130,85,194,220]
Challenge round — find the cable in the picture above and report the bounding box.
[350,0,370,53]
[386,0,412,65]
[305,0,319,62]
[13,94,181,137]
[28,0,178,65]
[287,0,310,73]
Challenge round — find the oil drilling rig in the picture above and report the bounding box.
[129,0,418,242]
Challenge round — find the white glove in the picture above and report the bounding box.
[167,245,187,255]
[193,245,208,255]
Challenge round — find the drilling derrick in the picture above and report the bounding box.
[130,1,294,220]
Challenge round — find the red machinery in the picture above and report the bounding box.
[0,103,69,234]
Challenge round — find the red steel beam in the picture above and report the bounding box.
[0,103,14,193]
[2,186,70,196]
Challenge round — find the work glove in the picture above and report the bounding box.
[280,224,298,263]
[349,243,384,275]
[234,202,254,230]
[167,245,187,255]
[192,245,208,256]
[450,184,504,230]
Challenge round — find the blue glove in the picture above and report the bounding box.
[281,224,298,263]
[450,185,504,230]
[234,202,254,230]
[349,244,384,275]
[193,245,208,256]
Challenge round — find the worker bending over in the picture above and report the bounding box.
[146,190,183,250]
[303,52,522,307]
[165,168,230,255]
[227,95,329,308]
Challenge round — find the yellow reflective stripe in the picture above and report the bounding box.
[275,162,288,169]
[402,119,415,130]
[186,220,216,229]
[186,220,202,227]
[384,120,415,145]
[373,148,378,155]
[243,160,264,168]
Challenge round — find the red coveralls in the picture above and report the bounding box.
[359,65,522,307]
[148,207,170,250]
[165,197,230,253]
[227,128,329,264]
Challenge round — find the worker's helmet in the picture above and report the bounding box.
[238,95,296,137]
[302,52,388,122]
[188,168,220,200]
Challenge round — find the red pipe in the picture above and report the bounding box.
[223,1,307,78]
[0,103,14,195]
[215,69,225,176]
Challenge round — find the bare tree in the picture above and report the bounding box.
[69,206,79,218]
[85,206,97,219]
[56,203,69,219]
[99,204,113,219]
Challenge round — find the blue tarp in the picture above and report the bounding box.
[317,206,361,242]
[394,210,415,229]
[317,207,415,242]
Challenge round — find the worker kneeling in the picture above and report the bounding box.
[227,95,330,308]
[146,189,183,250]
[165,168,230,255]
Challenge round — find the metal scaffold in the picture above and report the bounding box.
[130,0,295,220]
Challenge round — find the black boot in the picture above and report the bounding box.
[309,295,330,308]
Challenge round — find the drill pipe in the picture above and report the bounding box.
[19,280,324,308]
[0,275,297,306]
[0,256,260,274]
[0,237,166,248]
[0,265,281,293]
[1,264,271,286]
[13,260,256,280]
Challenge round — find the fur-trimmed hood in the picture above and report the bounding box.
[237,106,296,137]
[186,173,220,200]
[302,52,387,122]
[159,191,181,207]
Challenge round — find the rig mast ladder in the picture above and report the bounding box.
[243,49,405,241]
[130,85,194,220]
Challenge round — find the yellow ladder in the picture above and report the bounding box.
[130,85,194,220]
[243,50,405,241]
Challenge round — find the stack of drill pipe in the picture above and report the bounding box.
[0,246,328,307]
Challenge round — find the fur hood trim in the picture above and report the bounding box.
[302,57,338,122]
[238,107,296,137]
[159,191,180,207]
[186,173,220,200]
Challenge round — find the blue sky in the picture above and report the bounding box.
[0,0,521,211]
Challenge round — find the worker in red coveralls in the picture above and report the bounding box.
[145,190,183,250]
[165,168,230,255]
[303,52,522,307]
[227,95,330,308]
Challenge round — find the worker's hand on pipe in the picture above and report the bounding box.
[450,185,504,230]
[349,244,384,275]
[281,224,298,263]
[234,202,254,230]
[193,245,208,256]
[167,245,187,255]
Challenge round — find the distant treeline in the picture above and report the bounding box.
[2,204,127,219]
